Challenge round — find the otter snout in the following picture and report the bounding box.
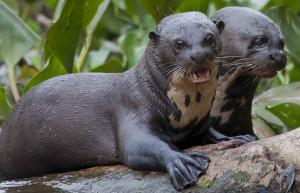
[268,50,287,69]
[191,51,216,64]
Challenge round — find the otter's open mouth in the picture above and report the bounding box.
[259,70,278,78]
[189,68,210,84]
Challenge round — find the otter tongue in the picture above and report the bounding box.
[191,68,210,84]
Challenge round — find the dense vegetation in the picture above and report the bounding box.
[0,0,299,138]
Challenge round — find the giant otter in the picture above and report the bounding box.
[0,12,226,190]
[210,7,287,136]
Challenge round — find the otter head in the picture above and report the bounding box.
[147,12,225,130]
[148,12,224,84]
[211,7,286,78]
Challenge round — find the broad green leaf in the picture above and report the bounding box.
[176,0,209,13]
[94,4,129,37]
[123,0,148,27]
[118,30,148,69]
[265,7,300,73]
[45,0,109,73]
[91,57,124,73]
[85,40,121,72]
[270,0,300,13]
[266,103,300,131]
[0,1,39,68]
[0,86,11,119]
[83,0,107,28]
[23,57,67,93]
[46,0,59,9]
[86,46,111,71]
[44,0,85,73]
[252,82,300,131]
[211,0,258,10]
[140,0,182,24]
[77,0,110,72]
[53,0,66,22]
[1,0,19,15]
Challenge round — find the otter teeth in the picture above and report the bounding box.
[193,73,198,79]
[190,68,210,84]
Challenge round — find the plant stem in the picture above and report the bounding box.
[21,3,31,21]
[8,67,20,102]
[76,0,110,72]
[76,32,93,72]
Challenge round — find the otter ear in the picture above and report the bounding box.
[148,30,160,41]
[212,20,225,34]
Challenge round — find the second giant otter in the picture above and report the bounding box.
[0,12,226,190]
[210,7,287,136]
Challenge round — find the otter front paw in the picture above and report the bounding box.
[166,151,210,190]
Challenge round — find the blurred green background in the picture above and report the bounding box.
[0,0,300,138]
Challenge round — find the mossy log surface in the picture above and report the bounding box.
[1,128,300,193]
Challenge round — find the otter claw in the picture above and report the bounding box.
[167,152,209,190]
[280,164,295,193]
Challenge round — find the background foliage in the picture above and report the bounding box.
[0,0,299,138]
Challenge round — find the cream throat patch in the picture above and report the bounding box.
[167,63,218,129]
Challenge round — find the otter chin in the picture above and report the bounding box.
[258,70,278,78]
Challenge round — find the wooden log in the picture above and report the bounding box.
[1,128,300,192]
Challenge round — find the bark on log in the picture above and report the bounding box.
[0,128,300,193]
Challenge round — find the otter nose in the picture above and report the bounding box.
[191,52,215,64]
[269,51,287,68]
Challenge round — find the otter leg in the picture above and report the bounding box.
[203,127,256,144]
[118,121,210,190]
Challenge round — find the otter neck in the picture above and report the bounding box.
[212,74,259,135]
[134,44,179,119]
[224,75,259,100]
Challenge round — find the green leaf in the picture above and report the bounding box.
[85,40,121,71]
[140,0,182,24]
[23,56,68,93]
[252,82,300,131]
[83,0,107,28]
[266,103,300,131]
[45,0,109,73]
[265,7,300,73]
[44,0,85,73]
[270,0,300,14]
[77,0,110,72]
[176,0,209,13]
[1,0,19,15]
[91,57,124,73]
[94,4,128,37]
[0,86,11,120]
[118,30,148,69]
[0,1,39,68]
[123,0,149,27]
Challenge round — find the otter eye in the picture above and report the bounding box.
[206,34,215,45]
[175,40,185,50]
[254,37,267,46]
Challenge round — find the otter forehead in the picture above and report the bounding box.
[212,7,282,37]
[157,12,218,36]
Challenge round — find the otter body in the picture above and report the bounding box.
[210,7,286,136]
[0,12,225,190]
